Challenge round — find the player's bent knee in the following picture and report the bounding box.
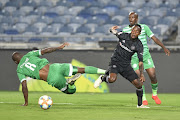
[136,85,142,89]
[132,79,142,89]
[150,74,157,83]
[136,82,142,89]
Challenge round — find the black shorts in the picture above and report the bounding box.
[108,61,138,82]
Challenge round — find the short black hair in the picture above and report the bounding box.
[134,24,141,32]
[12,52,20,61]
[12,52,23,62]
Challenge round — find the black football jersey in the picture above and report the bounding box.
[111,32,143,66]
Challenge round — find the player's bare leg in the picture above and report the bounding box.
[76,67,106,74]
[68,66,106,88]
[146,68,161,104]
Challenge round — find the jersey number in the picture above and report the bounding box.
[25,62,36,71]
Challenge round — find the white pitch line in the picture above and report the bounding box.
[149,106,176,108]
[117,105,178,108]
[51,103,179,108]
[0,102,20,104]
[0,102,178,108]
[53,103,73,105]
[0,101,73,105]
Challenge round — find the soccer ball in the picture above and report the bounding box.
[38,95,53,110]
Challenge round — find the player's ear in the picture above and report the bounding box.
[136,17,138,21]
[15,60,18,64]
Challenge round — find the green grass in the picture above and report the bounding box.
[0,91,180,120]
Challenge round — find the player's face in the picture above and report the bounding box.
[131,26,141,39]
[129,13,138,26]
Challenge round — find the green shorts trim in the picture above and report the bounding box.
[131,52,155,71]
[47,63,73,91]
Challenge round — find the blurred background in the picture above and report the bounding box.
[0,0,180,93]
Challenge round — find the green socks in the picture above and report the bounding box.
[72,66,106,75]
[151,83,158,96]
[142,85,146,101]
[73,66,78,75]
[68,84,76,89]
[62,84,76,94]
[85,66,106,74]
[142,83,158,101]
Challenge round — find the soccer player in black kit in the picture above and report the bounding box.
[94,24,149,108]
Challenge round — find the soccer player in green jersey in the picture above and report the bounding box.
[12,42,106,106]
[121,12,170,105]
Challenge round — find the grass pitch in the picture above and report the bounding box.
[0,91,179,120]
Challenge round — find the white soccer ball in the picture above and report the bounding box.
[38,95,53,110]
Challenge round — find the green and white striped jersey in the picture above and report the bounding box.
[122,24,154,59]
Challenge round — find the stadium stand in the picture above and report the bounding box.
[0,0,179,49]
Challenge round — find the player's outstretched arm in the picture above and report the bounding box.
[41,42,69,55]
[139,61,145,82]
[151,36,170,56]
[21,80,28,106]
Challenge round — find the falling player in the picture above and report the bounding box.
[12,42,106,106]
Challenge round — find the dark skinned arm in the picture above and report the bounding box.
[151,36,170,56]
[41,42,69,55]
[109,26,119,35]
[21,80,28,106]
[139,61,145,82]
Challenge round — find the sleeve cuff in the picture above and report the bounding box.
[39,50,42,56]
[117,31,123,35]
[150,34,154,38]
[21,78,27,83]
[68,64,73,77]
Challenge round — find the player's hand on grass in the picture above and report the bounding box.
[164,48,170,56]
[59,42,69,49]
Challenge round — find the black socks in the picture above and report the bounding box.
[136,88,143,106]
